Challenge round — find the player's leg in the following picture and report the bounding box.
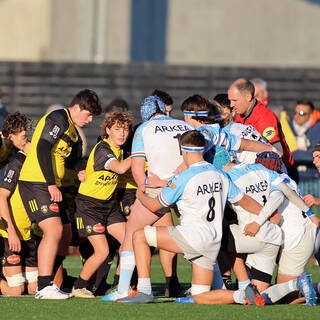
[73,234,109,298]
[114,199,160,296]
[115,225,182,303]
[25,267,38,295]
[154,211,183,297]
[1,265,25,295]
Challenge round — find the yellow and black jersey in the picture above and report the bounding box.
[19,108,82,187]
[0,133,17,169]
[0,150,32,240]
[78,138,122,201]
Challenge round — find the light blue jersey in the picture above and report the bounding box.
[197,123,241,153]
[226,163,284,245]
[158,161,243,261]
[222,122,268,164]
[131,115,193,180]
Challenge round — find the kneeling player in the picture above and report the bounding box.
[115,130,265,304]
[72,111,132,298]
[0,116,38,295]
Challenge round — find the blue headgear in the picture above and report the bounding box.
[213,146,231,169]
[140,96,167,122]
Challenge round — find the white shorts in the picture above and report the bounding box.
[229,224,279,276]
[278,222,317,276]
[167,226,215,270]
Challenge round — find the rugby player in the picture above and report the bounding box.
[18,89,101,299]
[72,111,132,298]
[0,114,38,295]
[102,95,194,301]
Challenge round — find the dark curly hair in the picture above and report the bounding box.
[69,89,102,116]
[2,112,29,138]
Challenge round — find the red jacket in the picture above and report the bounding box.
[235,100,294,168]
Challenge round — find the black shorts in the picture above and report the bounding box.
[75,195,126,238]
[19,181,69,224]
[117,188,136,216]
[0,237,37,268]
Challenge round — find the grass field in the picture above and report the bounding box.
[1,255,320,320]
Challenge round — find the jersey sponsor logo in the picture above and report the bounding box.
[97,173,117,181]
[154,125,190,134]
[4,169,15,183]
[245,180,268,194]
[197,182,222,195]
[262,127,276,141]
[49,203,59,213]
[93,223,105,233]
[167,181,176,189]
[7,254,21,265]
[86,225,92,234]
[41,205,48,213]
[49,125,60,139]
[202,129,212,139]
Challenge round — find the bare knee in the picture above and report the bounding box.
[133,229,146,246]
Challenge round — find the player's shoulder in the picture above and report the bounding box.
[45,108,69,127]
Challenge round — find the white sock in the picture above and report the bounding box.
[137,278,152,295]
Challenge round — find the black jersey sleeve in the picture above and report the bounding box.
[37,110,69,185]
[0,152,26,192]
[93,142,117,172]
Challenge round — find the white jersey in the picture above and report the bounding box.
[222,123,268,164]
[277,175,310,251]
[131,116,193,180]
[226,163,284,245]
[158,161,243,261]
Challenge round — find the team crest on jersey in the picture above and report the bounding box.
[41,205,48,214]
[86,225,92,234]
[49,203,59,213]
[167,181,176,189]
[49,125,61,139]
[2,257,6,265]
[7,255,21,265]
[262,127,276,141]
[4,169,14,183]
[93,223,105,233]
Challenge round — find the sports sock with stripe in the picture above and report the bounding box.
[118,251,135,294]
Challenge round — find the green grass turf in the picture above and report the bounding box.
[1,255,320,320]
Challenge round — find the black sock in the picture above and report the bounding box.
[74,276,88,289]
[112,274,119,287]
[53,255,66,275]
[38,275,54,291]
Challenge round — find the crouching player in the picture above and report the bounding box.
[72,111,132,298]
[116,130,265,304]
[0,114,38,295]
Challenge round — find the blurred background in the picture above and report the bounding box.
[1,0,320,160]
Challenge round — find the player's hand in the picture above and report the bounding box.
[302,194,320,207]
[308,215,320,227]
[77,170,86,182]
[244,222,260,237]
[48,185,62,202]
[147,172,167,188]
[8,229,21,252]
[269,211,281,225]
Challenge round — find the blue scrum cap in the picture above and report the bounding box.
[140,96,166,122]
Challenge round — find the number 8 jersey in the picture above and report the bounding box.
[158,161,243,261]
[131,116,193,180]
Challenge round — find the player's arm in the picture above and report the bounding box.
[131,157,147,187]
[37,113,68,202]
[240,139,282,157]
[0,188,21,252]
[147,172,168,188]
[136,185,163,212]
[278,181,318,225]
[107,157,131,174]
